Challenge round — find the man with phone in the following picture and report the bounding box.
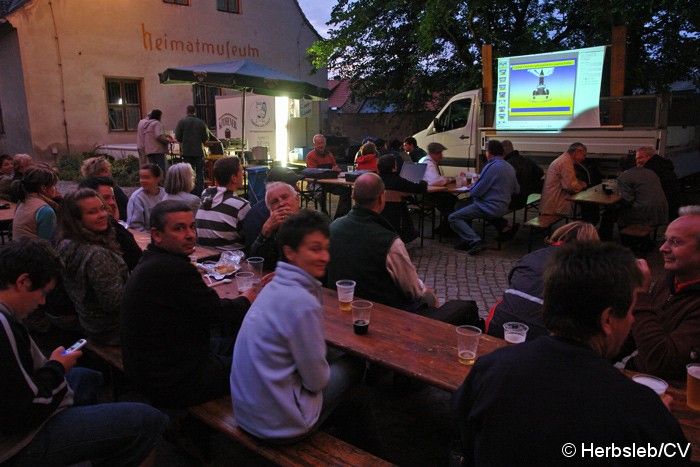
[0,238,168,466]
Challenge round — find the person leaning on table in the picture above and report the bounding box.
[452,242,689,466]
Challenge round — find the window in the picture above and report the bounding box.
[435,98,471,133]
[163,0,189,4]
[193,85,220,128]
[106,79,142,132]
[217,0,240,13]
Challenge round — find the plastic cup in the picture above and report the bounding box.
[351,300,372,335]
[687,364,700,411]
[455,176,467,188]
[235,271,255,293]
[632,374,668,396]
[336,280,356,312]
[246,257,264,283]
[503,322,529,344]
[347,165,355,172]
[456,325,482,365]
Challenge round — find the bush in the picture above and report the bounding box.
[111,156,140,187]
[57,153,138,187]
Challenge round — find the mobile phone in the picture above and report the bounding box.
[62,339,87,355]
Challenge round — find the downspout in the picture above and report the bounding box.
[48,0,70,154]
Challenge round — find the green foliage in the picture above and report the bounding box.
[110,156,140,187]
[308,0,699,110]
[57,153,139,187]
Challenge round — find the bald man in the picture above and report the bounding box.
[620,206,700,379]
[327,173,476,325]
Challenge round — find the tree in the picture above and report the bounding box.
[308,0,699,111]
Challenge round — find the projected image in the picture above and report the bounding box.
[508,59,577,117]
[495,46,606,131]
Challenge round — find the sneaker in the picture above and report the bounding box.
[454,241,470,251]
[468,241,484,256]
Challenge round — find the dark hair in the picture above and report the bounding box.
[0,238,62,291]
[278,210,329,260]
[375,138,386,149]
[0,154,11,166]
[150,200,193,232]
[186,105,196,114]
[389,139,402,151]
[11,165,58,202]
[361,142,377,156]
[140,163,162,179]
[377,154,398,174]
[78,176,115,191]
[403,136,417,147]
[486,140,504,156]
[150,109,162,121]
[58,188,119,253]
[567,142,587,154]
[213,157,241,186]
[543,242,642,342]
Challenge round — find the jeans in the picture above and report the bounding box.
[448,202,488,245]
[11,368,169,467]
[146,153,167,174]
[184,156,205,197]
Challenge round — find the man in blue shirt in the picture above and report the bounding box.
[448,140,519,255]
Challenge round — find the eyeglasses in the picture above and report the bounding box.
[663,238,685,247]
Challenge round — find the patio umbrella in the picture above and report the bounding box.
[159,60,330,148]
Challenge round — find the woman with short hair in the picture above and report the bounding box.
[163,162,200,213]
[80,156,129,220]
[56,188,128,345]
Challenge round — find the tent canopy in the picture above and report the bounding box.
[158,60,329,100]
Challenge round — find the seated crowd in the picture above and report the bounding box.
[1,142,698,465]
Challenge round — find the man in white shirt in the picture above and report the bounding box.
[419,142,457,234]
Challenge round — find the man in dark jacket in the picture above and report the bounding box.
[175,105,209,196]
[121,201,255,408]
[636,146,683,221]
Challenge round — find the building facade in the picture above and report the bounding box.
[0,0,326,162]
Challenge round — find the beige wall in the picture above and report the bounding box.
[3,0,325,162]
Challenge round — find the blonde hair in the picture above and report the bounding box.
[81,157,111,178]
[546,221,599,244]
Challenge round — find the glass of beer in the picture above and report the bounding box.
[456,325,482,365]
[351,300,372,335]
[503,322,529,344]
[687,364,700,411]
[336,280,356,312]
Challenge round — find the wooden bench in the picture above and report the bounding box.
[523,193,541,223]
[85,342,390,465]
[189,396,393,466]
[619,224,657,258]
[84,341,128,400]
[525,215,565,252]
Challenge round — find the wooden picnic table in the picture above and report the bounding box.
[214,278,700,458]
[128,229,221,261]
[215,281,507,392]
[0,201,16,223]
[567,184,622,206]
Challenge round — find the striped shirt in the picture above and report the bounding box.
[195,187,250,250]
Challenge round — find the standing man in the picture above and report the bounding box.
[619,206,700,380]
[306,134,351,219]
[122,201,255,408]
[175,105,209,196]
[452,242,689,465]
[540,142,587,218]
[448,140,519,255]
[636,146,683,221]
[136,112,151,164]
[1,238,168,465]
[403,136,427,163]
[195,156,250,250]
[142,109,172,174]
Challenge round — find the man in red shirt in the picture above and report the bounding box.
[306,134,351,219]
